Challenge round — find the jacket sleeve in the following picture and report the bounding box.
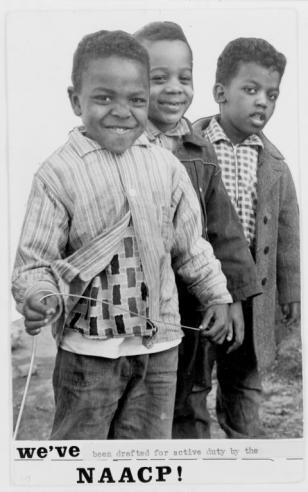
[276,163,300,304]
[11,175,69,313]
[204,166,261,301]
[170,165,232,308]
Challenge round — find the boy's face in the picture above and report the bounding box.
[216,61,281,144]
[144,39,193,132]
[68,56,149,153]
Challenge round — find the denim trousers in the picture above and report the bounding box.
[173,300,262,439]
[51,345,178,440]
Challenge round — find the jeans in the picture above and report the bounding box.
[51,345,178,440]
[173,300,263,439]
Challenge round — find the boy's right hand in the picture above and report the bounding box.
[199,304,229,345]
[23,291,61,336]
[225,301,245,354]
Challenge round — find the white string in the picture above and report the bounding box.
[13,336,37,440]
[40,292,202,332]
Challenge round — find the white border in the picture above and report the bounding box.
[1,1,307,490]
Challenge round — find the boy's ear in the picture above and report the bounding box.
[68,86,82,117]
[213,83,227,104]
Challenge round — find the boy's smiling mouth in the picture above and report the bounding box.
[105,126,136,134]
[158,100,186,112]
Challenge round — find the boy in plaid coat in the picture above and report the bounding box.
[193,37,300,437]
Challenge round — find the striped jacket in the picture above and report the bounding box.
[12,127,232,345]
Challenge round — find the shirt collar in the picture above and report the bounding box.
[145,118,190,142]
[207,117,264,148]
[69,126,151,158]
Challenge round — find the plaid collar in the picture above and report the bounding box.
[207,117,264,148]
[145,118,190,142]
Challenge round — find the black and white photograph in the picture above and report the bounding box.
[1,0,307,490]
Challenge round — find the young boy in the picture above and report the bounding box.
[11,30,232,440]
[134,22,261,438]
[193,37,300,437]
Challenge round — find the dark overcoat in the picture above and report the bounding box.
[171,119,260,305]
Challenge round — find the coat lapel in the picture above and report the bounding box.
[256,135,285,208]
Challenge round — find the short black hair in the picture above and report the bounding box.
[72,29,150,92]
[134,21,193,61]
[216,37,286,85]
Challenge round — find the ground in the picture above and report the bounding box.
[11,319,303,440]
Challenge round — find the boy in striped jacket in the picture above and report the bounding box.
[12,30,232,440]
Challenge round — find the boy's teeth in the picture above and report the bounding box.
[253,113,264,120]
[112,128,129,134]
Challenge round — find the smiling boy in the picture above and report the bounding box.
[194,37,300,437]
[145,37,193,134]
[135,22,260,438]
[12,30,232,440]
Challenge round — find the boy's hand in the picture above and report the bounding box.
[199,304,229,345]
[225,301,245,354]
[23,291,61,336]
[281,302,300,327]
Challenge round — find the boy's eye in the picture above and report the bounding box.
[94,95,111,104]
[268,92,279,101]
[180,75,192,84]
[244,87,257,95]
[131,97,147,106]
[150,74,167,83]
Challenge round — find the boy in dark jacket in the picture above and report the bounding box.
[135,22,261,438]
[193,37,300,437]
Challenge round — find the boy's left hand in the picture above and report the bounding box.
[281,302,301,327]
[199,304,229,345]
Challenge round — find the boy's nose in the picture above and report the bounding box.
[255,91,267,107]
[165,79,183,94]
[110,103,131,118]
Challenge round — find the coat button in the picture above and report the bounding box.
[261,278,267,286]
[263,216,268,224]
[264,246,269,254]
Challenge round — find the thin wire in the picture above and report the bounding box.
[13,336,37,440]
[40,292,202,332]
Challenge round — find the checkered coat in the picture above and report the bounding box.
[193,117,300,368]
